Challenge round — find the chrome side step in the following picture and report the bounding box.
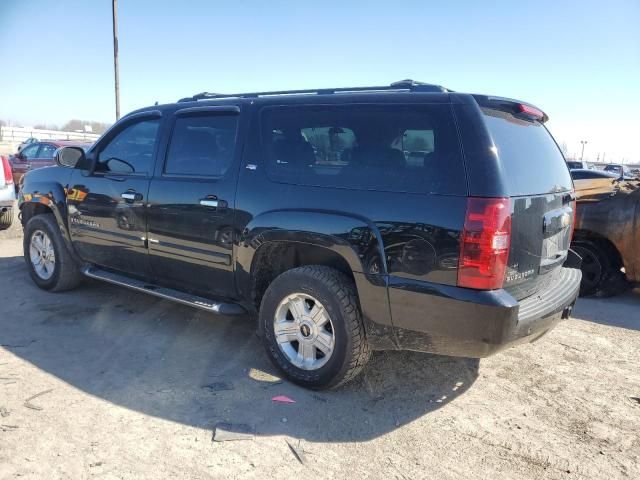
[82,266,246,316]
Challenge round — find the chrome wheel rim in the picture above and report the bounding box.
[29,229,55,280]
[273,293,335,370]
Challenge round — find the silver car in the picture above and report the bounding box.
[0,155,16,230]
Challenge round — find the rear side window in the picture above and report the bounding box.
[482,109,572,195]
[38,144,58,159]
[262,104,465,195]
[165,114,238,177]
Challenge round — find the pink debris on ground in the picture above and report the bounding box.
[272,395,296,404]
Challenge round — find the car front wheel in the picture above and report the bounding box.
[23,214,83,292]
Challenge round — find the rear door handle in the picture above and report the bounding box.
[200,198,219,208]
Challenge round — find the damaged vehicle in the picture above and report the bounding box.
[572,177,639,296]
[570,169,620,203]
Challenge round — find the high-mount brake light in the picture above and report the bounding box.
[517,104,544,120]
[458,197,512,290]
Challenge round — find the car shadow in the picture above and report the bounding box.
[572,288,640,331]
[0,254,478,442]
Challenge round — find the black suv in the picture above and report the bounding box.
[18,80,581,389]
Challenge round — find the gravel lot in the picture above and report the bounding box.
[1,206,638,479]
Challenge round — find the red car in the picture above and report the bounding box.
[10,140,93,187]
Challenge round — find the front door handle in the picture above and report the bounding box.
[200,195,227,209]
[121,191,142,201]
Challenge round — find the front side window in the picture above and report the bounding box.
[21,144,40,160]
[262,104,465,195]
[97,119,160,174]
[165,114,238,177]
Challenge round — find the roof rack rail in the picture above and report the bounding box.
[177,79,449,102]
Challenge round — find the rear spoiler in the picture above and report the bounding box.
[472,95,549,123]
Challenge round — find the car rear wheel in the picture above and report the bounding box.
[259,266,371,390]
[573,240,626,297]
[24,214,83,292]
[0,207,12,231]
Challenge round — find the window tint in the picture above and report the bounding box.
[21,144,40,159]
[97,119,160,174]
[38,144,58,159]
[262,104,465,195]
[165,114,238,177]
[482,109,572,195]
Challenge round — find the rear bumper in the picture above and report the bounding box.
[387,266,581,357]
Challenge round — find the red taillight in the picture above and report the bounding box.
[569,197,577,242]
[1,155,13,185]
[458,197,511,290]
[518,103,544,121]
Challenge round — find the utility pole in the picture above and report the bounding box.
[112,0,120,120]
[580,140,588,161]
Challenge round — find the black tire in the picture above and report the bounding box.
[573,240,627,297]
[0,207,12,231]
[23,214,83,292]
[259,266,371,390]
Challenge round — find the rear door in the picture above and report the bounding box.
[478,103,575,299]
[146,105,243,299]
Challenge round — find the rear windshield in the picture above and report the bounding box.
[262,104,466,195]
[482,108,572,196]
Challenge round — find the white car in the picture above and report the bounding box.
[0,155,16,230]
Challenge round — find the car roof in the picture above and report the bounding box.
[40,140,93,147]
[571,169,618,177]
[124,79,544,116]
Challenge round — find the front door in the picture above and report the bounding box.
[67,114,162,277]
[146,106,242,299]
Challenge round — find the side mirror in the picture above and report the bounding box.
[55,146,86,169]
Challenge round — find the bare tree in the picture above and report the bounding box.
[61,119,111,134]
[560,142,569,156]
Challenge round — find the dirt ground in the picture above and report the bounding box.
[1,206,638,480]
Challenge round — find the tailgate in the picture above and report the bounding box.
[479,102,575,300]
[506,192,574,299]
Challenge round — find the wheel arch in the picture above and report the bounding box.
[235,210,397,350]
[19,182,75,255]
[248,239,356,311]
[235,209,385,304]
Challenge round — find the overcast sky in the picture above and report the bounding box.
[1,0,638,162]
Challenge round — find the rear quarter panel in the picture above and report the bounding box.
[234,103,467,348]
